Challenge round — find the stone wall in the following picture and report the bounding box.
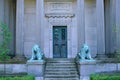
[0,61,120,80]
[0,64,27,74]
[77,61,120,80]
[0,61,45,77]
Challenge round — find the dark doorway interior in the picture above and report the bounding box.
[53,26,67,58]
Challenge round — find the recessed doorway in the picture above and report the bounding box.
[53,26,67,58]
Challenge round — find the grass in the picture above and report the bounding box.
[0,75,34,80]
[90,74,120,80]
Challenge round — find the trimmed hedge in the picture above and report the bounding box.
[90,74,120,80]
[0,75,34,80]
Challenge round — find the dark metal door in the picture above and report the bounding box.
[53,26,67,58]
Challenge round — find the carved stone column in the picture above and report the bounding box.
[0,0,4,45]
[15,0,25,59]
[115,0,120,51]
[96,0,105,58]
[36,0,44,50]
[0,0,4,22]
[77,0,85,50]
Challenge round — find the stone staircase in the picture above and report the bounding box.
[44,58,79,80]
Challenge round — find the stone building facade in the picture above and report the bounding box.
[0,0,120,59]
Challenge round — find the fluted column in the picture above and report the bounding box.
[0,0,4,22]
[36,0,44,49]
[16,0,24,55]
[77,0,85,50]
[115,0,120,51]
[96,0,105,58]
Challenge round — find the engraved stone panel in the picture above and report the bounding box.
[45,2,73,14]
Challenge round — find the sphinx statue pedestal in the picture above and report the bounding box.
[76,60,96,80]
[27,60,45,77]
[27,44,45,77]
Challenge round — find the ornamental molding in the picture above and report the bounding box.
[45,2,74,25]
[48,17,72,26]
[45,13,74,18]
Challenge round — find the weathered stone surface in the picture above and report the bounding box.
[44,58,79,80]
[5,64,12,73]
[0,64,4,72]
[117,63,120,71]
[96,63,117,73]
[16,0,24,55]
[80,64,96,76]
[80,76,90,80]
[0,64,27,74]
[35,77,44,80]
[96,0,105,57]
[12,64,27,73]
[27,61,45,77]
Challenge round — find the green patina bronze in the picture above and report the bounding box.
[28,44,44,62]
[78,44,95,61]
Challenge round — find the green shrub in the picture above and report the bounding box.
[90,74,120,80]
[0,22,11,61]
[0,75,34,80]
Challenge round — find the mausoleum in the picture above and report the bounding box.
[0,0,120,80]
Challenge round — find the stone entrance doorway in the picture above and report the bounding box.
[53,26,67,58]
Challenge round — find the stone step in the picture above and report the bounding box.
[47,60,75,63]
[44,74,79,78]
[46,63,76,66]
[46,66,76,70]
[45,70,77,74]
[46,66,76,69]
[45,78,79,80]
[44,58,79,80]
[45,72,78,75]
[46,64,76,67]
[47,58,75,63]
[47,58,75,61]
[45,68,77,71]
[45,71,78,74]
[47,61,75,63]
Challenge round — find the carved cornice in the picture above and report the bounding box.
[45,13,75,18]
[48,16,72,25]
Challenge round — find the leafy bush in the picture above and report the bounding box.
[0,75,34,80]
[90,74,120,80]
[0,22,11,61]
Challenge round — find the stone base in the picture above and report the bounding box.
[77,60,96,76]
[27,60,45,77]
[35,77,44,80]
[80,76,90,80]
